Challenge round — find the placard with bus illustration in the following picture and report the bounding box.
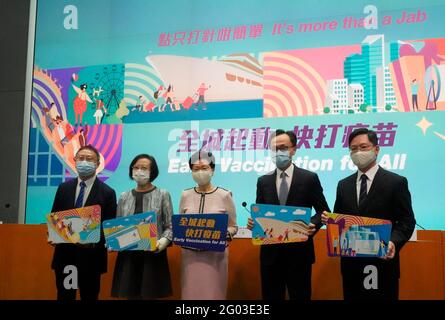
[325,212,392,258]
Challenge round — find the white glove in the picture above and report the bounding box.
[155,237,170,253]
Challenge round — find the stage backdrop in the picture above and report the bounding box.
[25,0,445,230]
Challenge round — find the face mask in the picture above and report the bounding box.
[271,150,292,169]
[132,169,150,185]
[76,161,97,177]
[192,170,213,186]
[350,150,377,170]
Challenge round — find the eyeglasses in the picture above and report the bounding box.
[349,144,374,152]
[271,146,291,152]
[191,166,211,172]
[132,166,150,171]
[75,156,96,162]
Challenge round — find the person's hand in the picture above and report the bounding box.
[154,237,170,253]
[47,231,56,247]
[321,211,329,225]
[305,223,317,236]
[382,241,396,260]
[226,230,233,247]
[247,217,254,230]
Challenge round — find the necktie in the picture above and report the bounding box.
[278,171,289,205]
[75,181,87,208]
[359,174,368,207]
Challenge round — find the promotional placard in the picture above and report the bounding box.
[103,212,157,251]
[47,205,101,244]
[250,204,311,245]
[326,212,392,257]
[172,213,228,252]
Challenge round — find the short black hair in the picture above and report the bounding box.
[129,154,159,181]
[348,128,379,146]
[269,129,297,147]
[76,145,100,162]
[80,83,87,90]
[189,151,216,170]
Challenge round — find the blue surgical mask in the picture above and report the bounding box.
[272,150,292,169]
[76,160,97,177]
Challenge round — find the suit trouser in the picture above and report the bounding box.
[260,261,312,300]
[341,261,399,300]
[54,266,101,301]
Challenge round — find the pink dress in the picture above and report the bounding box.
[179,187,237,300]
[73,96,87,115]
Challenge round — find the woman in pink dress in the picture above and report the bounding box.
[72,83,92,125]
[179,151,238,300]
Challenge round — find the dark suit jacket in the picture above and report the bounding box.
[51,177,117,274]
[256,164,330,265]
[334,166,416,277]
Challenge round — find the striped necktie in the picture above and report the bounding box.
[359,174,368,207]
[75,181,87,208]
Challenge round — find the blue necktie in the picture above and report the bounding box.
[75,181,87,208]
[359,174,368,207]
[278,171,289,205]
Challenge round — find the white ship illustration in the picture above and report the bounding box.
[146,54,263,102]
[255,217,309,241]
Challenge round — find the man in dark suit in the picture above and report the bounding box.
[248,129,330,300]
[322,128,415,300]
[50,145,117,300]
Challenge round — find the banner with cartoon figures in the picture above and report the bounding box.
[250,204,311,245]
[26,0,445,230]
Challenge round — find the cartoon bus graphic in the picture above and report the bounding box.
[340,225,381,256]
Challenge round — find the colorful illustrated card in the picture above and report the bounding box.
[103,212,157,251]
[47,205,101,244]
[250,204,311,245]
[326,213,392,258]
[172,213,228,252]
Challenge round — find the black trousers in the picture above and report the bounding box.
[260,261,312,300]
[341,260,399,300]
[55,266,101,301]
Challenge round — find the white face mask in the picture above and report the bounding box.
[132,169,150,185]
[350,150,377,170]
[192,170,213,186]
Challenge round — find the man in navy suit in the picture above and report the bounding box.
[322,128,415,300]
[248,129,330,300]
[50,145,117,300]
